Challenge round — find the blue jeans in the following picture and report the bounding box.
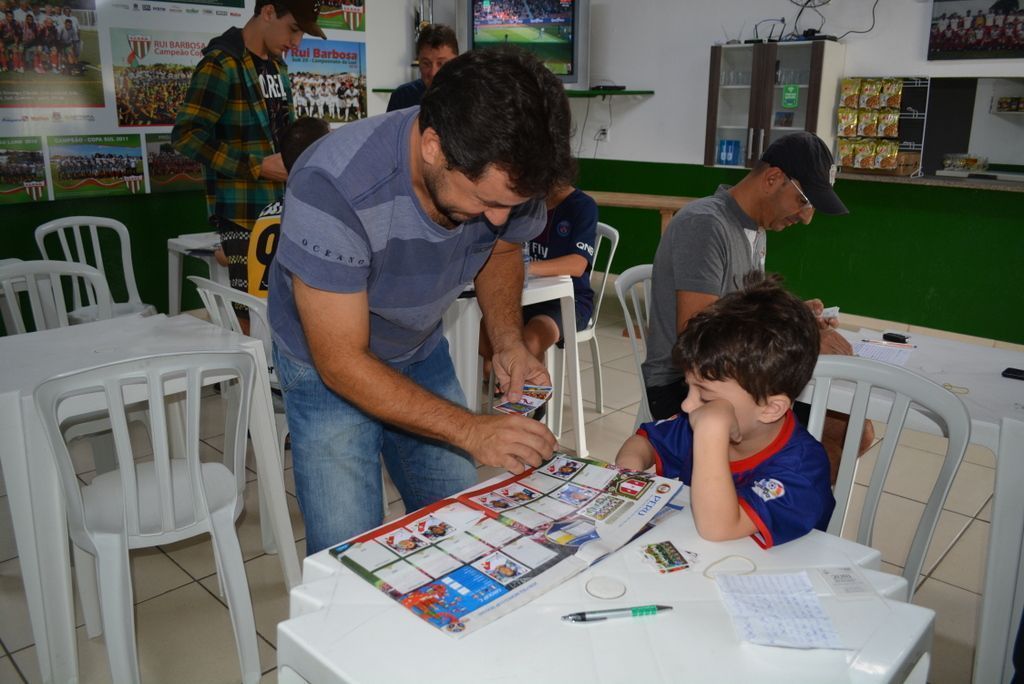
[273,338,478,556]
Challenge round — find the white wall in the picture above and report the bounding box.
[363,1,459,118]
[373,1,1024,164]
[968,78,1024,166]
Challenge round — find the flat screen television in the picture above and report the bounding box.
[458,0,590,88]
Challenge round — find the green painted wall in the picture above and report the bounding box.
[1,190,211,314]
[3,160,1021,343]
[578,159,1024,345]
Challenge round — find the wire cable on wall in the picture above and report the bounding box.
[576,97,592,157]
[836,0,880,40]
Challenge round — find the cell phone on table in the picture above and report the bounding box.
[1002,367,1024,381]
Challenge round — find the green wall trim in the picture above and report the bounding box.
[578,159,1024,344]
[3,161,1021,344]
[1,190,212,315]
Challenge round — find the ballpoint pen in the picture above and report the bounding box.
[860,338,916,349]
[562,605,673,623]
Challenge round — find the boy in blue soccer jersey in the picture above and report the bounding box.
[615,274,835,548]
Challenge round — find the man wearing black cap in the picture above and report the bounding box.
[173,0,326,313]
[644,131,854,422]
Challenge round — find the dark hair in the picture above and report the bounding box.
[254,0,288,18]
[672,272,820,402]
[416,23,458,55]
[281,116,329,171]
[418,46,574,198]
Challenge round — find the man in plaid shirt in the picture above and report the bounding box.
[172,0,325,306]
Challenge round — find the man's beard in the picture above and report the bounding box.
[422,165,467,228]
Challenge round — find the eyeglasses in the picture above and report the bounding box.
[784,174,813,211]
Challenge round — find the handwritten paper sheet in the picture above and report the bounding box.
[716,571,844,649]
[853,341,912,367]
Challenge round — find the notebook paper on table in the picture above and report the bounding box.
[853,340,912,366]
[716,571,844,650]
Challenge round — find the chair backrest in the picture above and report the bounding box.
[613,264,654,427]
[807,355,971,599]
[35,216,143,308]
[0,260,113,334]
[188,276,274,383]
[586,222,620,330]
[34,351,255,541]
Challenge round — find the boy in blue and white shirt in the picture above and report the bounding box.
[616,275,834,548]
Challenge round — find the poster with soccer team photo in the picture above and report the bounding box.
[928,0,1024,60]
[285,38,365,124]
[145,132,201,192]
[0,135,47,204]
[47,133,143,199]
[0,0,368,202]
[0,0,104,109]
[110,27,214,126]
[317,0,364,31]
[148,0,244,8]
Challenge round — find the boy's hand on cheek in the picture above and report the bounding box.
[688,399,742,445]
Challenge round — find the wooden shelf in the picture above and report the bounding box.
[566,89,654,98]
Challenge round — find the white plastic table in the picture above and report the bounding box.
[167,231,230,316]
[0,314,301,683]
[442,275,587,458]
[827,328,1024,683]
[277,491,932,684]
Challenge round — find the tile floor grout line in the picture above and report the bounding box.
[0,639,29,684]
[972,493,994,521]
[191,577,282,663]
[129,575,206,608]
[919,572,984,598]
[914,482,993,586]
[918,515,976,591]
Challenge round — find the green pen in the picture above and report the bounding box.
[562,605,673,623]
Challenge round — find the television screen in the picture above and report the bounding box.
[467,0,587,85]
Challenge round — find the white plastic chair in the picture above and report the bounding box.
[806,355,971,601]
[35,216,156,322]
[0,259,113,334]
[33,351,261,684]
[613,264,654,431]
[188,275,391,545]
[550,222,619,436]
[188,276,286,553]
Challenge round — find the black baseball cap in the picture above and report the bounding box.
[283,0,326,39]
[760,131,848,215]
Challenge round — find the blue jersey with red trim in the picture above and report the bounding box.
[638,411,834,548]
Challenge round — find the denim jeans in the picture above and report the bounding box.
[273,338,478,556]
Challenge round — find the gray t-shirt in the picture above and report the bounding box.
[642,185,764,388]
[269,107,545,368]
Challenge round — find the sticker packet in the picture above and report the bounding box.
[641,541,694,574]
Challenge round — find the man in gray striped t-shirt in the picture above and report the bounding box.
[269,48,575,554]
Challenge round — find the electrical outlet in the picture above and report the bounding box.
[595,127,609,142]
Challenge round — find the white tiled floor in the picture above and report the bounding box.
[0,301,994,683]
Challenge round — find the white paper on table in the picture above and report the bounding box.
[716,571,845,650]
[853,341,912,366]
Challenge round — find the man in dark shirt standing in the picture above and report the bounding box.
[172,0,326,303]
[386,23,458,112]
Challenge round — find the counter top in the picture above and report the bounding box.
[837,171,1024,192]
